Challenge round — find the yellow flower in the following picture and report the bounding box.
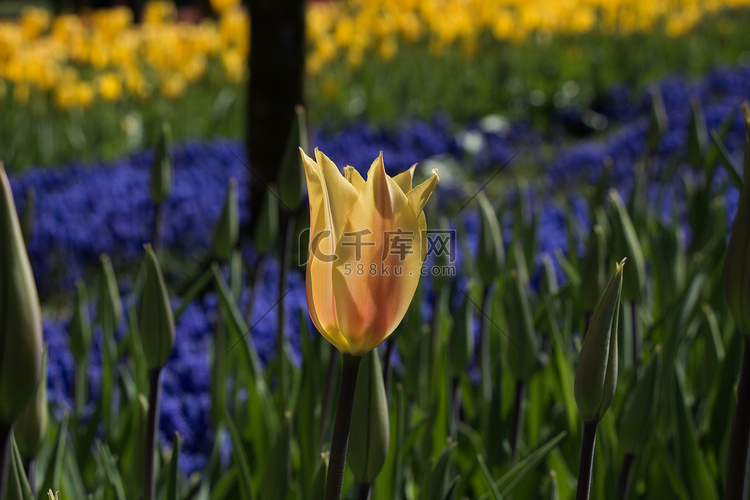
[221,49,244,82]
[19,6,50,41]
[97,72,122,101]
[74,81,94,109]
[211,0,240,15]
[143,1,177,25]
[300,149,438,356]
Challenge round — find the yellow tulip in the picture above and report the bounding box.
[300,149,438,356]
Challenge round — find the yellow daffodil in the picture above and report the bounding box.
[301,149,438,356]
[97,72,122,101]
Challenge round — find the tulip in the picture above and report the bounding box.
[0,164,43,498]
[14,345,48,459]
[575,258,625,500]
[140,244,175,371]
[575,258,625,424]
[300,148,438,356]
[0,165,43,424]
[301,148,437,500]
[139,245,174,500]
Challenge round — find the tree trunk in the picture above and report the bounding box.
[246,0,306,232]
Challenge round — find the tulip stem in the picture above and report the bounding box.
[356,482,372,500]
[325,354,362,500]
[150,201,163,252]
[617,453,635,500]
[144,367,163,500]
[724,335,750,500]
[0,422,11,500]
[576,420,598,500]
[74,363,87,416]
[509,379,526,466]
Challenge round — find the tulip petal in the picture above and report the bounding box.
[315,149,359,244]
[331,153,423,355]
[344,166,366,193]
[417,212,427,260]
[300,149,351,353]
[393,164,417,194]
[407,169,439,217]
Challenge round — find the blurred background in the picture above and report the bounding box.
[4,1,750,497]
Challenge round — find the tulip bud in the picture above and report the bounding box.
[0,164,43,423]
[725,102,750,334]
[20,188,34,244]
[98,254,122,332]
[618,346,659,453]
[647,86,668,152]
[278,105,308,210]
[477,192,504,284]
[449,287,475,377]
[140,245,175,370]
[609,190,644,302]
[348,350,389,483]
[580,218,606,311]
[253,189,278,255]
[14,345,48,457]
[575,259,625,423]
[150,122,172,204]
[212,178,239,260]
[69,280,92,364]
[686,97,708,167]
[505,270,540,381]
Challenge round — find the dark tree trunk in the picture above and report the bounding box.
[246,0,306,232]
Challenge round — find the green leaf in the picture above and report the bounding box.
[211,264,263,379]
[259,412,292,499]
[95,440,127,500]
[420,440,456,500]
[225,411,256,500]
[166,432,183,500]
[210,467,238,500]
[9,435,33,500]
[477,454,502,500]
[710,129,742,189]
[478,431,566,499]
[671,373,718,500]
[174,265,214,322]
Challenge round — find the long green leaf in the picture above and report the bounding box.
[477,431,566,499]
[477,454,502,500]
[166,432,183,500]
[225,411,256,500]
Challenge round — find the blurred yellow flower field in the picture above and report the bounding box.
[0,0,749,169]
[3,0,750,109]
